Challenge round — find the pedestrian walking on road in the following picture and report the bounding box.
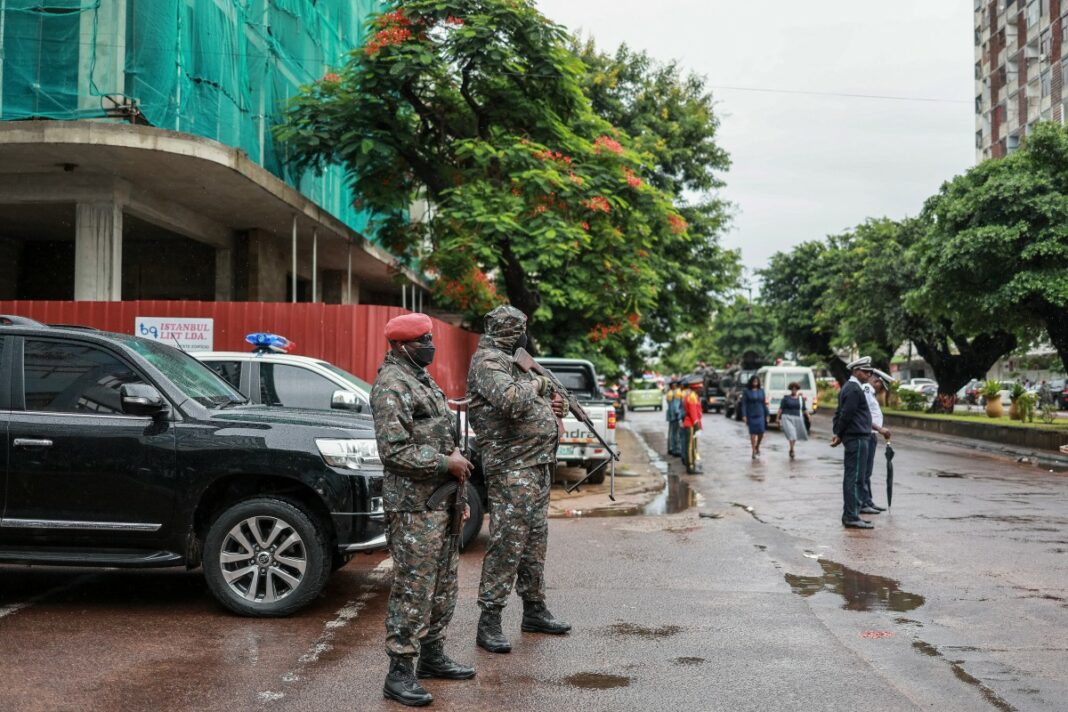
[830,357,875,529]
[776,381,809,459]
[467,306,571,656]
[370,313,477,707]
[859,370,893,513]
[681,377,704,474]
[666,379,683,456]
[740,375,769,458]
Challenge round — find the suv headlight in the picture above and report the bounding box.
[316,439,382,470]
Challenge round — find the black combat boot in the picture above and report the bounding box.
[417,639,476,680]
[383,656,433,707]
[521,600,571,635]
[476,609,511,653]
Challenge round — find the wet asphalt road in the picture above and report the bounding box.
[1,410,1065,711]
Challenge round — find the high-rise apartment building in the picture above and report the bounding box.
[974,0,1068,161]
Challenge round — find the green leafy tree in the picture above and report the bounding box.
[710,297,778,366]
[576,41,739,347]
[275,1,717,357]
[912,122,1068,375]
[839,217,1018,411]
[759,241,851,383]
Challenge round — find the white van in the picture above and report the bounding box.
[755,365,818,424]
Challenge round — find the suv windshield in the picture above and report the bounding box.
[318,362,372,394]
[111,335,246,407]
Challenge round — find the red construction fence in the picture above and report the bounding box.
[0,301,480,398]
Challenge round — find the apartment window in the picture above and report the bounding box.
[1042,69,1052,97]
[1061,57,1068,87]
[1041,29,1052,56]
[1041,0,1050,16]
[976,26,983,46]
[976,129,984,148]
[1027,0,1040,26]
[976,61,983,79]
[977,94,985,112]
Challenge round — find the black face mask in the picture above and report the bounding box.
[403,343,436,368]
[513,333,529,354]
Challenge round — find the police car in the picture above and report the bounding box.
[196,334,372,414]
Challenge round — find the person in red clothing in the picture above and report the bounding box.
[681,377,704,474]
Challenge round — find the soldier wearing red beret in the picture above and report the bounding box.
[371,313,476,706]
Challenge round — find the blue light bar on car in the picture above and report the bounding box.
[246,332,293,354]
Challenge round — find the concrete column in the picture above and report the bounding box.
[74,202,122,301]
[215,248,233,301]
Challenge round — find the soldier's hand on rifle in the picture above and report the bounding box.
[551,392,567,418]
[446,447,473,479]
[463,504,471,522]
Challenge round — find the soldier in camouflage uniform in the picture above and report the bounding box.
[468,305,571,654]
[371,313,475,707]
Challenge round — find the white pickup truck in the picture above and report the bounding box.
[537,357,618,484]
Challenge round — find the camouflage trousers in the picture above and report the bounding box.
[385,510,459,658]
[477,463,552,612]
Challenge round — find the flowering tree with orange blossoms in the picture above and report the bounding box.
[276,0,728,362]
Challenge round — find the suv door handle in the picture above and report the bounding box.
[13,438,53,449]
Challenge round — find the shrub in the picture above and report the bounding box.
[898,389,928,412]
[1040,403,1058,425]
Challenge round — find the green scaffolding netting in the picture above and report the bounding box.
[0,0,385,237]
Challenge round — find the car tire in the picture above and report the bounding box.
[203,496,331,617]
[460,481,484,549]
[583,462,607,485]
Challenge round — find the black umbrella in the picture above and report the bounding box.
[885,444,896,508]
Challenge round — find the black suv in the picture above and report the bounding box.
[0,316,385,617]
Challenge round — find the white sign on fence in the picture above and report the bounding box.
[135,316,214,352]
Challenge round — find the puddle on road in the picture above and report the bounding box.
[784,559,925,613]
[565,672,631,690]
[607,623,683,639]
[642,475,697,516]
[673,656,706,666]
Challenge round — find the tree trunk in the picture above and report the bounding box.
[498,241,542,352]
[913,330,1016,414]
[826,354,850,386]
[1043,307,1068,377]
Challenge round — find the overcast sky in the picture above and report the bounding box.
[535,0,976,280]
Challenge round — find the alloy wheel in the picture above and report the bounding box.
[218,516,307,603]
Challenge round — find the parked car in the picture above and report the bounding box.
[0,316,386,617]
[755,365,817,425]
[538,357,617,484]
[198,344,372,413]
[701,371,726,413]
[1051,378,1068,409]
[626,379,664,411]
[957,378,983,405]
[900,377,938,392]
[197,339,485,548]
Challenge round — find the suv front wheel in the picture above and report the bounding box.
[203,497,331,617]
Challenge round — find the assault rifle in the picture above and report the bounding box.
[513,347,619,501]
[427,397,471,553]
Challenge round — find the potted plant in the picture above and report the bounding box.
[982,380,1004,418]
[1009,382,1027,420]
[1017,392,1036,423]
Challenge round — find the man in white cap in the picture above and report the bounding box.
[831,357,875,529]
[859,369,894,513]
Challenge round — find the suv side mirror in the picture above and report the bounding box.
[121,383,168,417]
[331,390,363,413]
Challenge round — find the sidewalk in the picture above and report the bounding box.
[548,422,666,517]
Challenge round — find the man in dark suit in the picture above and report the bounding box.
[831,357,875,529]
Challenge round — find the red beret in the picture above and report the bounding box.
[385,313,433,342]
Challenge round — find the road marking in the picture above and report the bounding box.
[259,557,393,704]
[0,573,99,622]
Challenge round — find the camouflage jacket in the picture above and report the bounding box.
[371,351,457,512]
[467,307,558,473]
